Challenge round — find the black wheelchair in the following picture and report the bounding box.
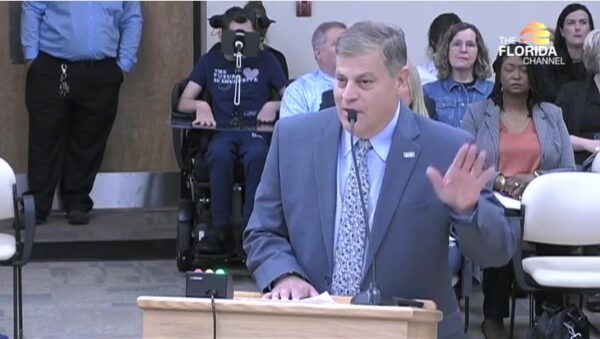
[171,78,279,271]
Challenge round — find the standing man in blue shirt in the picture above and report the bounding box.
[21,2,143,225]
[279,21,346,118]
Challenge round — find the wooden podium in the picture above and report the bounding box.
[137,291,442,338]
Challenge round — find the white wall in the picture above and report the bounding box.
[205,1,600,79]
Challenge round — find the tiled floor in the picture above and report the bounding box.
[0,210,598,338]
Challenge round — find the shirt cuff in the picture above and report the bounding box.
[449,207,477,225]
[24,47,39,61]
[117,58,134,73]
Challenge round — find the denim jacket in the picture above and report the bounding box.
[423,78,494,127]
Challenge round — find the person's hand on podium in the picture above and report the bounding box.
[426,143,495,215]
[263,275,318,300]
[192,101,216,127]
[257,101,279,124]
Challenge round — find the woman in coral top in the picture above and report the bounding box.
[461,42,576,339]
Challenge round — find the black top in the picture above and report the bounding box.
[209,42,289,79]
[555,75,600,164]
[581,81,600,138]
[537,62,587,102]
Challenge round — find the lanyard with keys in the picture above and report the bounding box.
[59,63,70,97]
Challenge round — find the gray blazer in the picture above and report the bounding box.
[461,99,576,173]
[244,105,519,339]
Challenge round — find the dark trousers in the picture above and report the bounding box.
[206,131,269,228]
[25,52,123,219]
[482,244,578,319]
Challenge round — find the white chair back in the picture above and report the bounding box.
[592,152,600,173]
[0,158,16,220]
[521,172,600,246]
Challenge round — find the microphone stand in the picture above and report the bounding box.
[347,110,396,307]
[231,39,244,128]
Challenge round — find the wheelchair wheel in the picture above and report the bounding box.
[176,200,194,272]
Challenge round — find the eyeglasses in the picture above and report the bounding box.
[450,40,478,50]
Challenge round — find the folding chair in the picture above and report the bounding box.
[0,158,36,339]
[509,172,600,339]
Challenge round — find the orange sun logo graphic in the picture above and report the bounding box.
[520,22,552,45]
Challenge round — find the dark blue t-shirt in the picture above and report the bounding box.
[188,50,287,126]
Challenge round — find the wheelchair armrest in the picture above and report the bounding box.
[170,78,214,171]
[171,79,195,120]
[171,127,188,171]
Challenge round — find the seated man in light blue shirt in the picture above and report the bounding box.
[279,21,346,118]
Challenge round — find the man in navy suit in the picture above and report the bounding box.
[243,21,518,338]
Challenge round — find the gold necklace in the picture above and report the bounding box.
[501,113,530,133]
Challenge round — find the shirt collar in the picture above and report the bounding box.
[341,104,400,161]
[444,77,488,94]
[316,69,335,84]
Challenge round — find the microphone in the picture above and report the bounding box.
[346,110,397,307]
[234,40,244,51]
[234,30,245,52]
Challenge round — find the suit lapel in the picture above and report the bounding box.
[532,105,551,165]
[314,110,341,269]
[363,105,421,278]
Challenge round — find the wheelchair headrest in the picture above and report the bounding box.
[209,6,274,32]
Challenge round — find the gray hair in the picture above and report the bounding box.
[335,21,407,76]
[311,21,347,51]
[583,29,600,74]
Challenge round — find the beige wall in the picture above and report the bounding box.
[0,1,194,173]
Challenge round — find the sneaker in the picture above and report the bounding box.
[67,210,89,225]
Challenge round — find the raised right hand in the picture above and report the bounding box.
[192,101,216,127]
[263,276,318,300]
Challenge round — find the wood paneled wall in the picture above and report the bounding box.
[0,1,193,173]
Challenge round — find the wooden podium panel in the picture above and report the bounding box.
[137,291,442,338]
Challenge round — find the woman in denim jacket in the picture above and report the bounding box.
[424,22,493,127]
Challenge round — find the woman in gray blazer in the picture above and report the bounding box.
[461,43,575,339]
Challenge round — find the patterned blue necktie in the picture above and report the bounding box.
[331,139,372,296]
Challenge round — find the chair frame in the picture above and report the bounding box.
[1,183,36,339]
[508,173,600,339]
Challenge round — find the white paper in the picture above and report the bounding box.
[297,292,337,304]
[254,291,337,304]
[494,192,521,211]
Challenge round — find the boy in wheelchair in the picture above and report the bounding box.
[177,6,287,254]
